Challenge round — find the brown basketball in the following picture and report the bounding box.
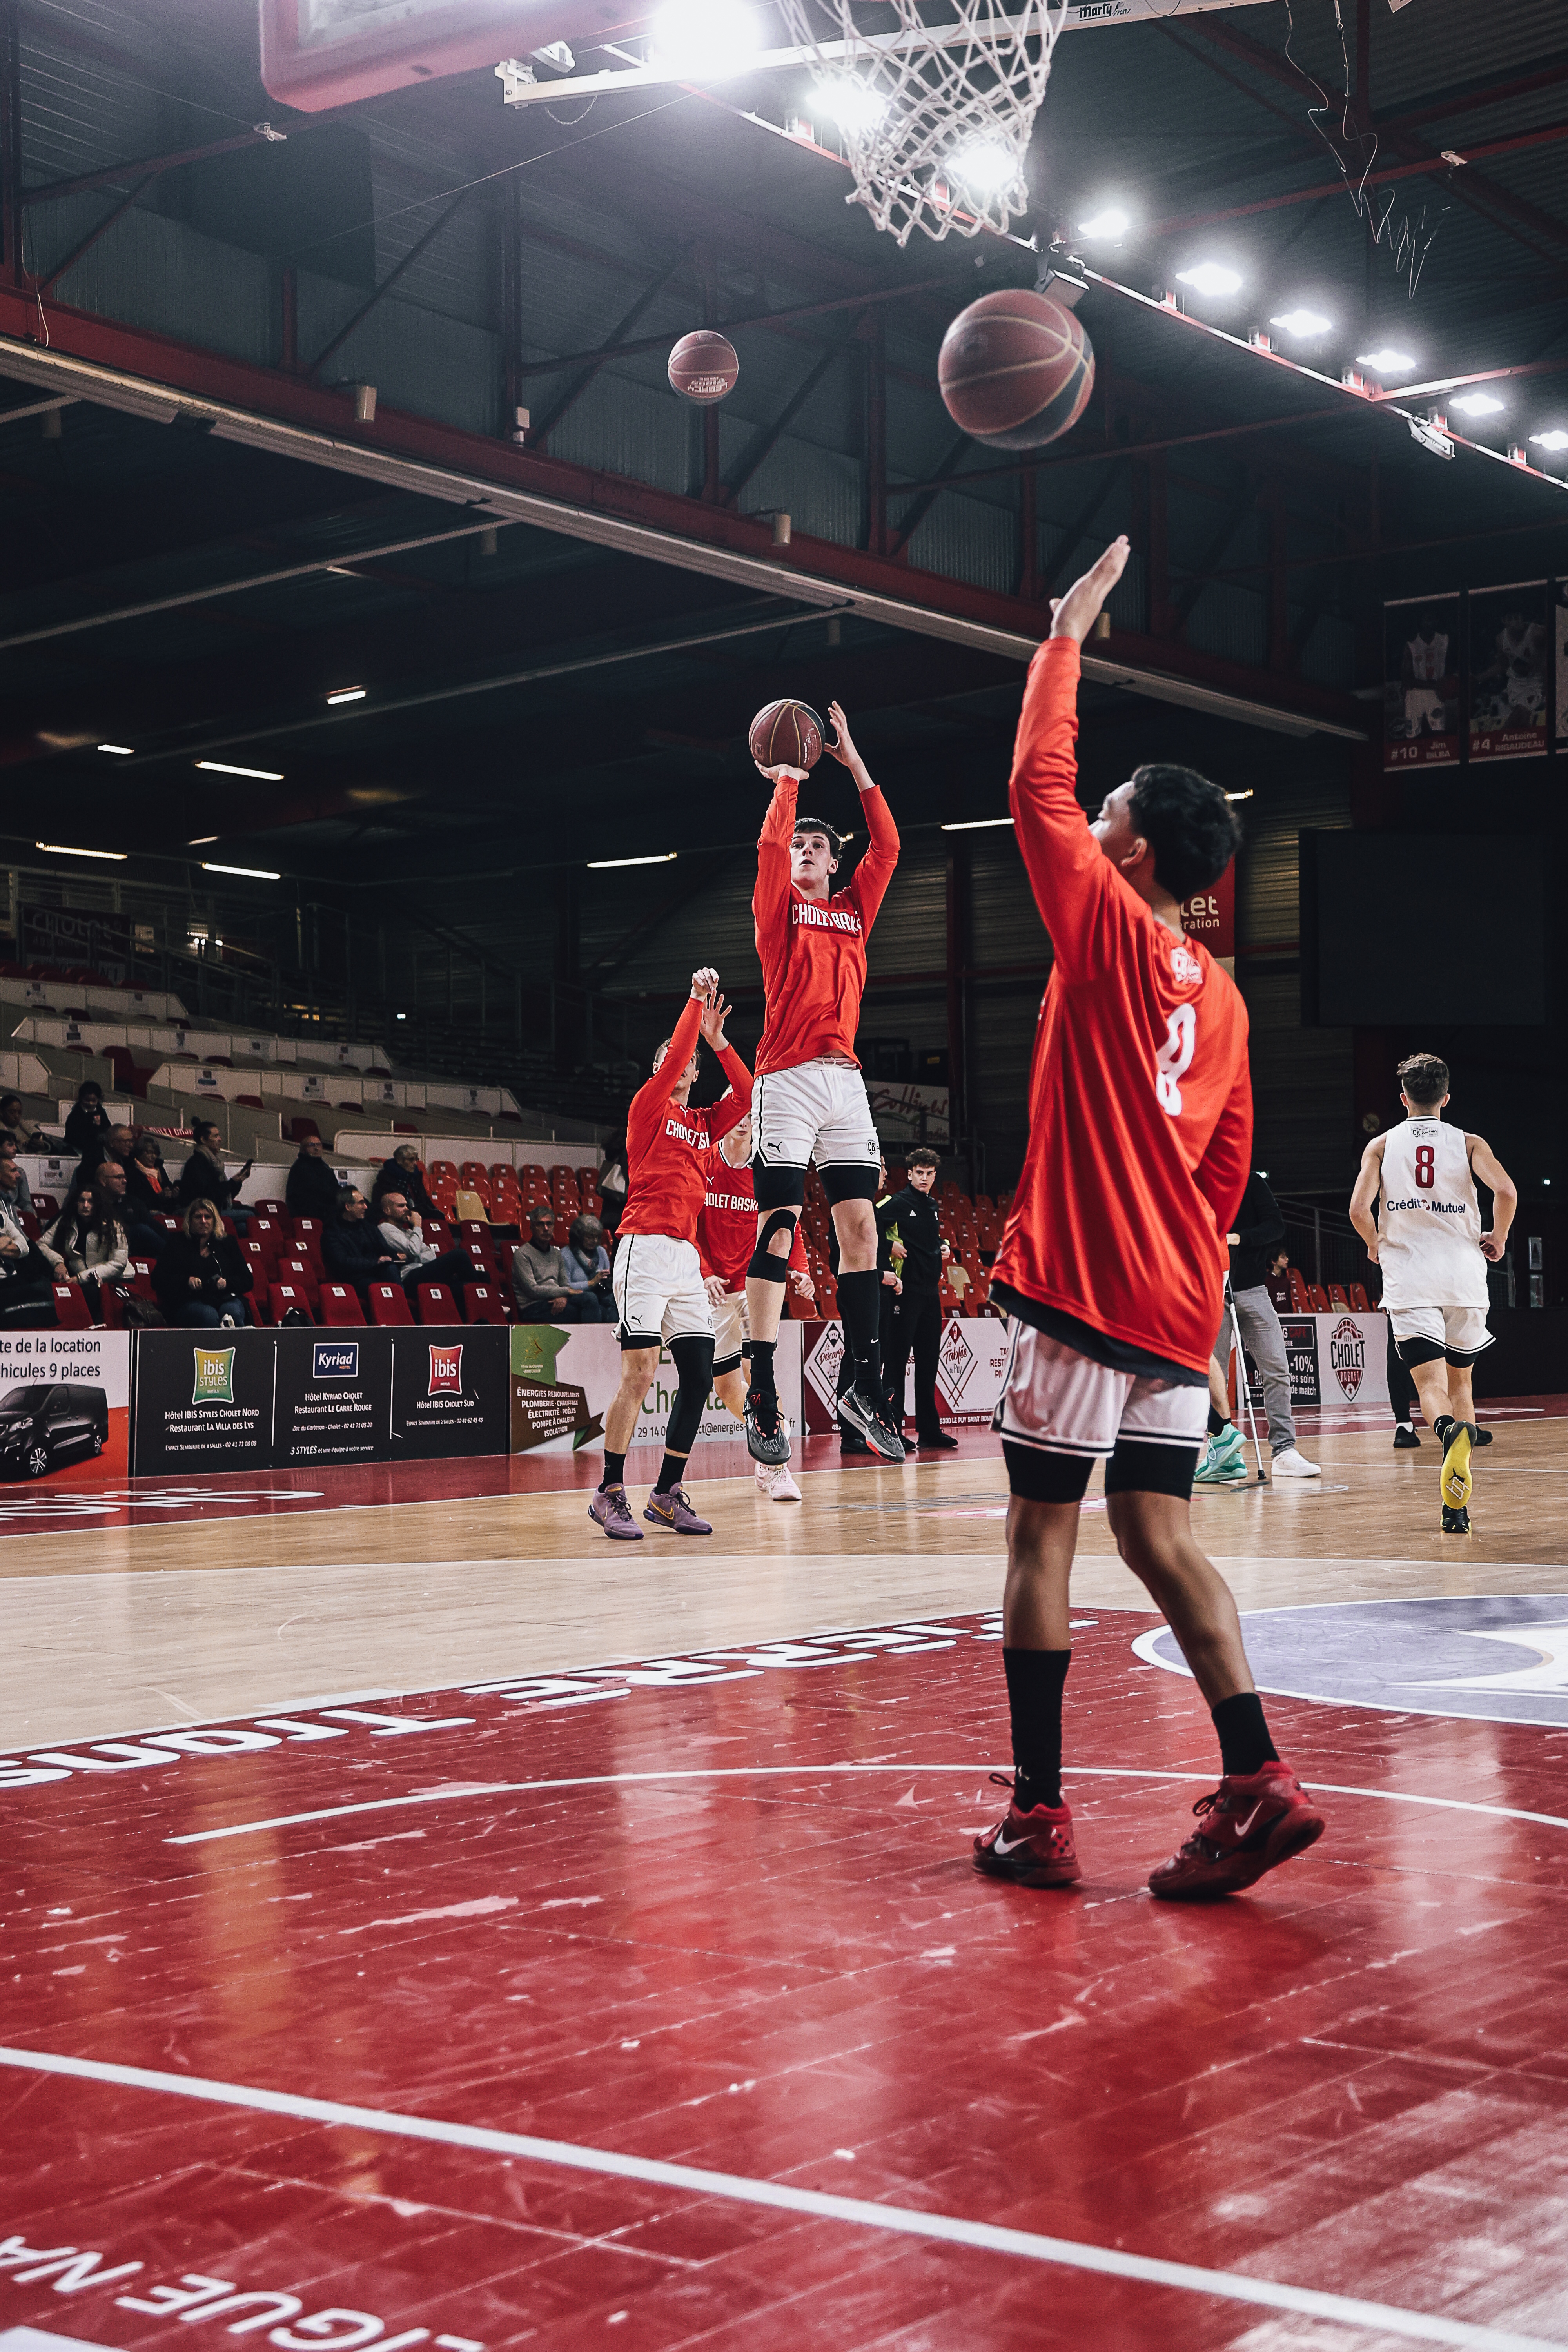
[668,330,739,405]
[938,289,1094,451]
[749,698,824,778]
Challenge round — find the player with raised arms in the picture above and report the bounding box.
[589,971,750,1542]
[973,536,1327,1902]
[743,698,904,1466]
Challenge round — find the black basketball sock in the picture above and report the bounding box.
[601,1450,626,1490]
[1211,1691,1280,1779]
[654,1452,686,1495]
[748,1338,777,1405]
[1003,1646,1071,1811]
[1207,1404,1231,1437]
[1434,1413,1455,1444]
[837,1269,881,1383]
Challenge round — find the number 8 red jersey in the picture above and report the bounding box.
[990,638,1252,1378]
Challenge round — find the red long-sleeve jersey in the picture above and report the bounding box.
[619,995,753,1246]
[991,637,1251,1378]
[753,775,899,1074]
[696,1158,808,1290]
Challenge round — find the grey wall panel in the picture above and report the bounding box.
[731,433,862,548]
[906,494,1016,595]
[544,367,691,494]
[50,207,277,367]
[296,276,500,435]
[1184,579,1268,667]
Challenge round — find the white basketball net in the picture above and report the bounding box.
[775,0,1066,247]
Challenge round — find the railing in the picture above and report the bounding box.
[1274,1194,1373,1298]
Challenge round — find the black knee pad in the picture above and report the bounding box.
[1105,1438,1201,1500]
[1394,1336,1446,1368]
[666,1333,715,1454]
[822,1163,880,1207]
[752,1160,806,1212]
[1002,1439,1094,1504]
[747,1207,798,1284]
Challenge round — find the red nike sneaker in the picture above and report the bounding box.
[973,1788,1081,1887]
[1149,1761,1324,1901]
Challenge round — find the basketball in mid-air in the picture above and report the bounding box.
[749,699,824,778]
[668,331,739,404]
[938,289,1094,450]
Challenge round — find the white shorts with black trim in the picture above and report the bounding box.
[994,1321,1209,1459]
[611,1233,713,1349]
[753,1059,880,1171]
[712,1288,748,1376]
[1388,1303,1494,1367]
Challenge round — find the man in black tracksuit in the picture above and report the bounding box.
[835,1158,901,1455]
[880,1147,956,1451]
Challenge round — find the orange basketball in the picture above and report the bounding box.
[938,289,1094,451]
[668,330,739,405]
[749,699,824,778]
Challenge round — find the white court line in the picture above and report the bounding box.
[0,2047,1556,2352]
[165,1763,1568,1845]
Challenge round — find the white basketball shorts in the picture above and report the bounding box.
[995,1322,1209,1459]
[612,1233,713,1350]
[712,1288,748,1375]
[1388,1304,1493,1367]
[753,1059,880,1171]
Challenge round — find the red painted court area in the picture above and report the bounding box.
[7,1612,1568,2350]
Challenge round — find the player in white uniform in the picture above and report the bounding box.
[1350,1053,1517,1533]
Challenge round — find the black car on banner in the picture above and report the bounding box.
[0,1381,109,1478]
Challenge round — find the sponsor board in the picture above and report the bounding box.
[802,1317,1010,1432]
[0,1328,129,1488]
[1240,1311,1387,1412]
[133,1329,272,1475]
[392,1326,508,1457]
[506,1323,802,1455]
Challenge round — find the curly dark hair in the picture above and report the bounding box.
[1128,764,1241,904]
[1397,1053,1450,1107]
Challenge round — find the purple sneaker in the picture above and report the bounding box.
[643,1483,713,1535]
[588,1482,643,1540]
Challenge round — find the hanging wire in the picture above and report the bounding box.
[1280,0,1449,298]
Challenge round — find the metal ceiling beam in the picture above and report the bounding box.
[1375,50,1568,133]
[22,122,338,211]
[514,272,950,380]
[308,189,475,381]
[722,338,846,506]
[1151,118,1568,235]
[33,175,153,297]
[533,245,691,451]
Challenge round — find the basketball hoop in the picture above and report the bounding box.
[773,0,1066,247]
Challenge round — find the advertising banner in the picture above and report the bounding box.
[801,1316,1010,1431]
[132,1328,275,1475]
[394,1325,508,1457]
[1180,860,1235,973]
[1247,1312,1387,1412]
[20,903,135,982]
[867,1081,951,1149]
[0,1326,129,1486]
[1383,594,1461,770]
[1468,582,1548,761]
[274,1329,392,1466]
[509,1321,803,1456]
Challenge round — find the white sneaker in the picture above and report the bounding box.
[1270,1448,1321,1479]
[756,1460,801,1502]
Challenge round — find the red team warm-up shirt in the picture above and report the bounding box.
[753,775,900,1074]
[991,638,1252,1378]
[619,992,753,1246]
[697,1161,808,1290]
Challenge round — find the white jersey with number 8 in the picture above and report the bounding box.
[1377,1117,1487,1310]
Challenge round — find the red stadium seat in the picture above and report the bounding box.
[1348,1281,1370,1311]
[127,1260,157,1302]
[367,1282,413,1325]
[1308,1284,1330,1314]
[291,1219,326,1267]
[464,1283,508,1325]
[318,1284,365,1326]
[51,1283,92,1330]
[414,1282,461,1323]
[1328,1283,1350,1310]
[269,1282,313,1324]
[1287,1268,1312,1313]
[31,1193,58,1220]
[253,1198,287,1217]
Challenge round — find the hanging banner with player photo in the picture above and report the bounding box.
[1383,593,1461,770]
[1468,581,1548,761]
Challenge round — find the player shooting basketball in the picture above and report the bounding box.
[974,535,1327,1902]
[744,700,904,1469]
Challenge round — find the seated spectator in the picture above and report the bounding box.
[93,1153,165,1261]
[326,1185,476,1304]
[513,1206,600,1323]
[126,1133,174,1220]
[0,1193,54,1326]
[153,1200,253,1328]
[0,1136,32,1220]
[64,1081,112,1159]
[287,1132,343,1221]
[559,1213,615,1322]
[372,1143,439,1222]
[597,1136,628,1241]
[0,1093,48,1151]
[177,1119,252,1232]
[40,1178,129,1321]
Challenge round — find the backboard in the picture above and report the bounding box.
[258,0,630,110]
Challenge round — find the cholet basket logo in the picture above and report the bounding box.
[1327,1314,1366,1401]
[191,1345,236,1405]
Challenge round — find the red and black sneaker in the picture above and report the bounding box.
[973,1781,1081,1888]
[1149,1761,1324,1901]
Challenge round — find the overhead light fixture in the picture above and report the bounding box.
[1530,428,1568,452]
[1270,307,1332,338]
[396,1012,407,1020]
[1224,789,1254,802]
[940,817,1014,831]
[812,77,885,134]
[1176,262,1242,298]
[201,860,280,880]
[1356,346,1416,373]
[195,760,285,780]
[586,852,678,869]
[949,139,1014,194]
[1077,205,1129,241]
[649,0,760,76]
[96,742,134,757]
[326,686,366,706]
[1452,392,1504,417]
[36,841,127,861]
[188,835,219,845]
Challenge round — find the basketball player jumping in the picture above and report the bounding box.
[744,700,904,1466]
[974,535,1327,1901]
[1350,1053,1515,1534]
[697,1111,814,1502]
[590,971,750,1541]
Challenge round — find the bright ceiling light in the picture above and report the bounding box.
[326,686,366,706]
[1452,392,1504,417]
[649,0,760,76]
[949,139,1014,194]
[1356,346,1416,373]
[1077,205,1129,241]
[195,759,285,780]
[36,842,127,860]
[202,860,280,880]
[1530,429,1568,452]
[586,852,678,869]
[1270,307,1332,337]
[1225,790,1254,802]
[96,742,134,756]
[1176,262,1242,298]
[188,835,219,845]
[941,817,1014,831]
[813,77,884,134]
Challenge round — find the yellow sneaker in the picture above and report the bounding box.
[1440,1421,1474,1512]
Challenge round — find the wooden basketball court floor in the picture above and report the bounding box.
[7,1403,1568,2352]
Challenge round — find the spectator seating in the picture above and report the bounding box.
[269,1281,313,1323]
[414,1282,459,1323]
[51,1283,93,1330]
[368,1283,413,1326]
[1348,1282,1371,1311]
[319,1284,365,1326]
[465,1283,510,1325]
